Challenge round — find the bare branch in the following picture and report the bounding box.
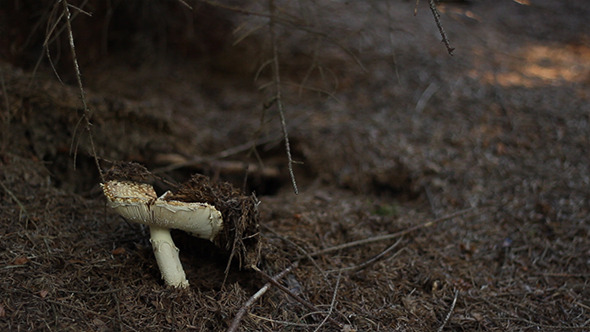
[329,238,404,274]
[300,207,476,260]
[252,265,343,329]
[227,262,297,332]
[428,0,455,55]
[61,0,104,182]
[313,270,342,332]
[268,0,298,194]
[437,289,459,332]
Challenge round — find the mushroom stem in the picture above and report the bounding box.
[149,225,189,288]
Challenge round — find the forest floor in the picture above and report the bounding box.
[1,0,589,331]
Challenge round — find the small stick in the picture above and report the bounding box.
[437,289,459,332]
[227,263,296,332]
[333,238,404,273]
[313,270,342,332]
[300,207,475,260]
[428,0,455,55]
[252,266,343,329]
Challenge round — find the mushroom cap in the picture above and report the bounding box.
[101,181,157,223]
[151,197,223,241]
[102,180,157,202]
[101,180,223,241]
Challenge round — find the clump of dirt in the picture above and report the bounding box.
[167,174,262,270]
[102,160,155,183]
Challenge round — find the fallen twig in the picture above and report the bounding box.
[300,207,475,260]
[331,238,404,274]
[428,0,455,55]
[227,262,297,332]
[313,269,342,332]
[252,265,344,329]
[437,289,458,332]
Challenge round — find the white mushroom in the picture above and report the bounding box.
[101,180,223,288]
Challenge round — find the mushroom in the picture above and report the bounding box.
[101,180,224,288]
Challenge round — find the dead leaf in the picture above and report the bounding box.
[496,142,507,155]
[112,247,126,255]
[13,256,28,265]
[472,312,483,322]
[39,290,49,298]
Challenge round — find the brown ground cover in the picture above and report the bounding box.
[1,0,589,330]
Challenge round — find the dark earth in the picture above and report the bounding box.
[1,0,589,331]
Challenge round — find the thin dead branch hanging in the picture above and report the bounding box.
[43,1,67,85]
[31,0,88,87]
[60,0,104,182]
[268,0,299,194]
